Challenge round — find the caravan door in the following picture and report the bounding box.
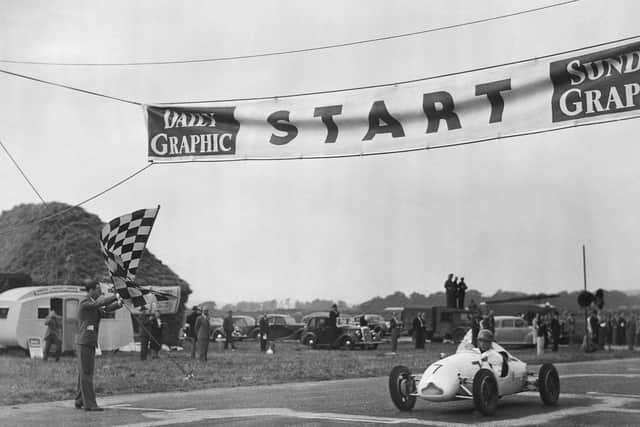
[63,298,79,352]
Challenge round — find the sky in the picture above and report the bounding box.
[1,0,640,306]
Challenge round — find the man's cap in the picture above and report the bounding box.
[83,279,99,291]
[192,305,200,311]
[477,329,494,342]
[332,304,337,308]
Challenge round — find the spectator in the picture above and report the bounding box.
[223,311,237,350]
[471,312,481,347]
[413,313,425,349]
[550,312,561,352]
[566,312,576,345]
[185,306,200,359]
[149,311,164,359]
[444,273,455,308]
[258,313,269,352]
[604,313,613,352]
[482,311,496,335]
[588,310,599,350]
[534,313,545,357]
[43,308,62,362]
[627,314,636,351]
[195,308,211,361]
[456,277,468,309]
[617,313,627,346]
[329,304,340,343]
[389,312,400,354]
[139,310,154,361]
[359,314,368,327]
[468,299,478,317]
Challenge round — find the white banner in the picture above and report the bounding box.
[146,38,640,162]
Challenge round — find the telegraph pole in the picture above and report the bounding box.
[581,244,589,351]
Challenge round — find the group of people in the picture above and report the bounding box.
[139,309,164,360]
[444,273,468,309]
[587,310,638,351]
[185,307,241,361]
[532,312,562,356]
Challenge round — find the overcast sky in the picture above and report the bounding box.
[1,0,640,305]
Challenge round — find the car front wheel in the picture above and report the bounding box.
[538,363,560,405]
[473,368,499,416]
[388,365,416,411]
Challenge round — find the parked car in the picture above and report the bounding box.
[300,312,380,350]
[210,315,256,342]
[352,313,389,335]
[494,315,535,347]
[249,314,305,340]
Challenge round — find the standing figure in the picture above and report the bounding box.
[617,314,627,346]
[185,306,201,359]
[223,311,236,350]
[566,312,576,345]
[149,311,164,359]
[588,310,599,350]
[359,315,368,327]
[328,304,340,344]
[139,310,154,361]
[389,312,400,354]
[471,312,481,347]
[444,273,455,309]
[550,312,561,352]
[413,313,425,349]
[258,313,269,352]
[456,277,468,309]
[195,308,211,361]
[534,313,545,357]
[43,309,62,362]
[604,313,613,351]
[75,281,122,411]
[627,314,636,351]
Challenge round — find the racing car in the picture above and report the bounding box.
[388,329,559,415]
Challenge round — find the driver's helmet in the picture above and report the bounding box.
[477,329,494,342]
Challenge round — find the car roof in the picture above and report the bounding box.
[495,315,526,320]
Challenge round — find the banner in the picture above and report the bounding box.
[146,38,640,162]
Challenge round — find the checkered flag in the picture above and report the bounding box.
[100,207,169,308]
[100,207,159,281]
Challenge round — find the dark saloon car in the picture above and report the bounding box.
[300,312,380,350]
[210,315,256,342]
[352,313,390,336]
[249,314,305,340]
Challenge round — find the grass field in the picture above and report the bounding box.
[1,339,637,406]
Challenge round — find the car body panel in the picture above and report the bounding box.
[494,315,535,346]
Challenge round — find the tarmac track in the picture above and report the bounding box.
[1,357,639,426]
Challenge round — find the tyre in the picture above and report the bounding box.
[538,363,560,405]
[473,368,499,416]
[342,338,353,350]
[388,365,416,411]
[303,335,315,346]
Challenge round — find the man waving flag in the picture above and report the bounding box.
[99,206,169,308]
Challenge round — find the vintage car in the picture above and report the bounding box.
[300,312,381,350]
[351,313,390,336]
[494,315,535,347]
[210,315,256,342]
[249,314,305,340]
[388,330,559,415]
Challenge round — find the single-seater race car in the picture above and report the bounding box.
[388,329,559,415]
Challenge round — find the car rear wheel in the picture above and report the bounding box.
[303,335,314,346]
[388,365,416,411]
[473,368,499,416]
[538,363,560,405]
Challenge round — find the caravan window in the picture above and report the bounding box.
[0,307,8,318]
[37,307,50,319]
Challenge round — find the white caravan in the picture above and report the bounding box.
[0,285,133,352]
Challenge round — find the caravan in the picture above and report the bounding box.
[0,285,133,352]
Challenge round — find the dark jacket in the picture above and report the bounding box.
[76,295,119,346]
[186,311,199,338]
[259,317,268,335]
[328,309,339,329]
[223,316,234,333]
[44,312,62,340]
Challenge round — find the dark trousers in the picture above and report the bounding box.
[140,336,150,360]
[43,336,61,361]
[457,293,465,309]
[75,344,98,409]
[260,334,268,351]
[199,338,209,361]
[415,330,425,349]
[390,329,399,352]
[189,337,197,359]
[224,332,236,349]
[552,333,559,352]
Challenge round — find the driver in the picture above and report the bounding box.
[477,329,509,377]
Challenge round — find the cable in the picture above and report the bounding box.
[1,33,638,107]
[0,137,48,205]
[160,33,640,104]
[0,68,141,105]
[0,1,579,67]
[0,162,154,236]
